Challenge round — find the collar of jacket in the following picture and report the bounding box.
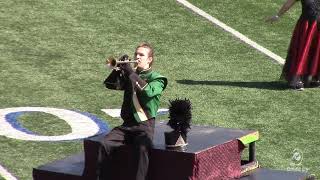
[136,67,152,74]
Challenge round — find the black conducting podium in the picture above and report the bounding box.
[33,121,314,180]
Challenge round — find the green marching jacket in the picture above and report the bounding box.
[104,68,167,123]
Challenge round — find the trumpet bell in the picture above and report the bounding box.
[106,57,117,67]
[106,56,138,70]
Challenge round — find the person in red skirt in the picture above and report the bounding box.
[267,0,320,90]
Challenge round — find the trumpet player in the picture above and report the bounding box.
[100,42,167,180]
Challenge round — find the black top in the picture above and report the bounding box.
[300,0,320,20]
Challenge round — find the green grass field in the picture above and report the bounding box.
[0,0,319,179]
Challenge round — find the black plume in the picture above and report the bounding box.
[168,98,192,135]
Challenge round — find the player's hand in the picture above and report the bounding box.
[119,63,134,75]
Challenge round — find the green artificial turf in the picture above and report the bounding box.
[0,0,319,179]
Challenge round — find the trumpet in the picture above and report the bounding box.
[106,56,138,70]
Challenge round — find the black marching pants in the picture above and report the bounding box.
[97,119,155,180]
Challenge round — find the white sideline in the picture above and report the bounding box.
[0,164,17,180]
[176,0,285,65]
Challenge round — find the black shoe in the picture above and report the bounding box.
[292,81,304,91]
[307,174,315,180]
[310,80,320,87]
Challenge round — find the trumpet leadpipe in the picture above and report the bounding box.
[114,60,138,64]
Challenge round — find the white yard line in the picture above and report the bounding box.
[176,0,285,65]
[0,164,18,180]
[101,108,168,118]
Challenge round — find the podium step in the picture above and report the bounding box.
[33,154,313,180]
[33,121,313,180]
[239,168,313,180]
[33,153,84,180]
